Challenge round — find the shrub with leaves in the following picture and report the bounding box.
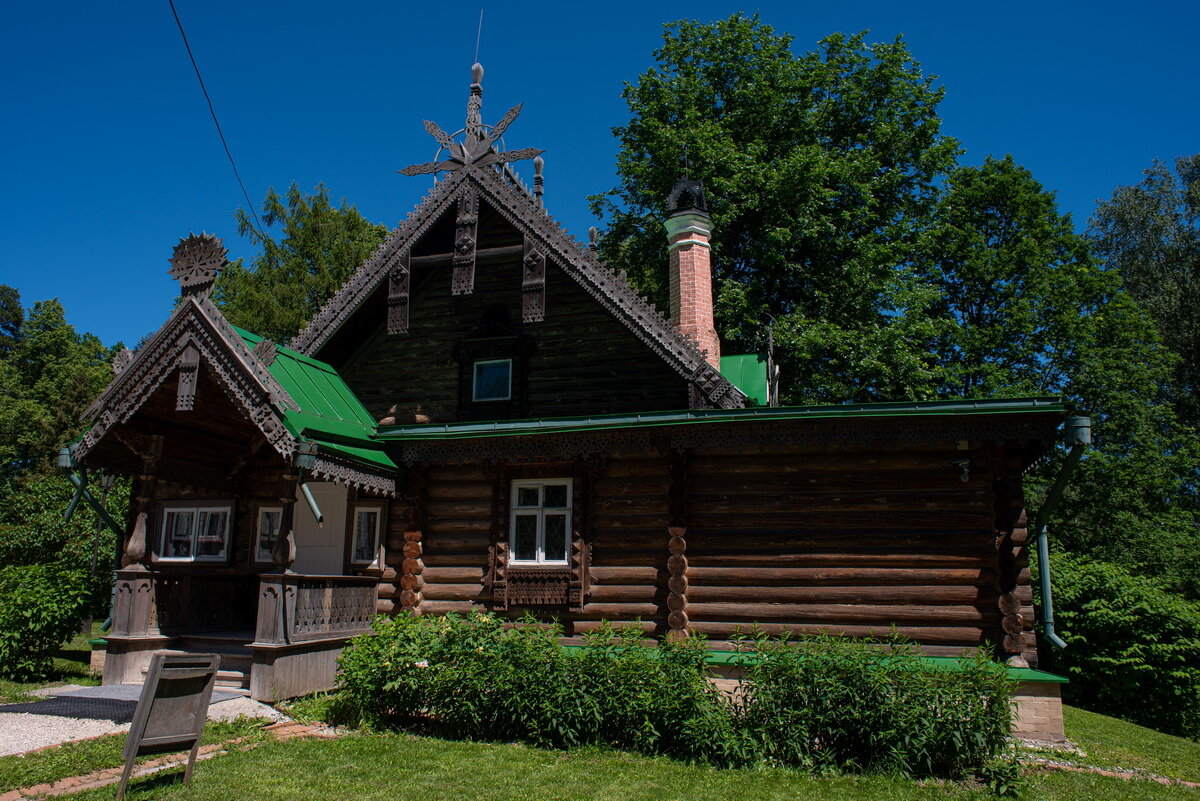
[1048,554,1200,739]
[736,633,1013,777]
[0,563,87,681]
[338,613,1015,776]
[337,613,729,759]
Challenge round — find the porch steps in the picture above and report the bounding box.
[145,632,255,696]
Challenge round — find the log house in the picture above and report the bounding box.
[70,65,1069,739]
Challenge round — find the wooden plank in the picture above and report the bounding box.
[688,620,985,644]
[684,603,994,625]
[685,585,993,604]
[685,566,994,586]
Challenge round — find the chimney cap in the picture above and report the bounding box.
[667,177,709,216]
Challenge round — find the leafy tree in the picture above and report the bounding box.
[214,183,389,343]
[0,299,114,472]
[1088,155,1200,428]
[0,284,21,360]
[591,15,960,403]
[919,156,1200,595]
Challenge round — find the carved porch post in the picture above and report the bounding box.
[666,451,690,640]
[400,467,427,614]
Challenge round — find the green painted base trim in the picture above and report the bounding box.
[558,644,1068,684]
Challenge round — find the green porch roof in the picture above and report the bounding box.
[233,327,394,471]
[375,396,1067,442]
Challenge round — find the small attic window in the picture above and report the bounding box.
[473,359,512,402]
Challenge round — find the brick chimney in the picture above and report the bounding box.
[664,178,720,370]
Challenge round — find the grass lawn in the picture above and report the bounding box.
[0,719,267,793]
[0,623,101,704]
[40,706,1200,801]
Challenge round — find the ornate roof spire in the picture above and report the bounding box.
[399,63,543,178]
[168,232,228,296]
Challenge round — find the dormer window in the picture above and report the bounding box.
[473,359,512,402]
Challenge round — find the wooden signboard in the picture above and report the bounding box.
[116,652,220,800]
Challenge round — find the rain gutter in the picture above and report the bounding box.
[1031,416,1091,649]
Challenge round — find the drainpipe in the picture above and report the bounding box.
[295,442,323,526]
[1031,416,1091,649]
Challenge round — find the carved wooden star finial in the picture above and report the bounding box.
[168,232,228,296]
[399,62,544,177]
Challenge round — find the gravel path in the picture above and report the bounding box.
[0,714,129,757]
[0,685,289,757]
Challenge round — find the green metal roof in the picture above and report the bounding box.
[720,354,769,406]
[375,396,1067,442]
[233,327,394,471]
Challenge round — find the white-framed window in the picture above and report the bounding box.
[254,506,283,564]
[156,502,232,562]
[350,505,383,566]
[509,479,572,565]
[472,358,512,402]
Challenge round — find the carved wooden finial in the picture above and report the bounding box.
[113,347,134,376]
[534,156,545,207]
[252,338,278,367]
[168,232,228,296]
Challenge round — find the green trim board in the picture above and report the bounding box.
[719,354,769,406]
[376,397,1067,441]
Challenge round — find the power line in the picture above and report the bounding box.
[167,0,265,235]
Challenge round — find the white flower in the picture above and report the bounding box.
[414,659,429,668]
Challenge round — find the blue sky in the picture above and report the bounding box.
[1,1,1195,347]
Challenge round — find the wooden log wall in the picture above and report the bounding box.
[380,441,1038,659]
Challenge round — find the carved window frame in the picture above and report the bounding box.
[508,478,572,565]
[349,501,386,568]
[253,504,283,565]
[154,500,234,564]
[491,462,590,610]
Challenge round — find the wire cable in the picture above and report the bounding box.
[167,0,265,235]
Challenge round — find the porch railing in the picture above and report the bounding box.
[255,573,378,645]
[109,569,257,636]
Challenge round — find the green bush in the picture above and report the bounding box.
[1048,554,1200,739]
[337,613,729,760]
[337,613,1015,777]
[0,563,87,681]
[737,634,1013,777]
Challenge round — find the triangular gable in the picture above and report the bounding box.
[77,296,396,494]
[79,294,300,462]
[291,168,745,409]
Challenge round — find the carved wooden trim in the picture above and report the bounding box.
[521,234,546,323]
[397,415,1062,466]
[78,296,300,464]
[292,171,468,354]
[666,450,689,639]
[452,186,479,296]
[175,343,200,411]
[310,453,397,497]
[487,460,591,612]
[386,249,411,335]
[400,467,427,614]
[288,164,745,409]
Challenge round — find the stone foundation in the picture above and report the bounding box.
[1011,681,1066,741]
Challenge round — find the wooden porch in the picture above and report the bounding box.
[103,570,378,702]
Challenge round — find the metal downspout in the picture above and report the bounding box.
[1031,416,1091,649]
